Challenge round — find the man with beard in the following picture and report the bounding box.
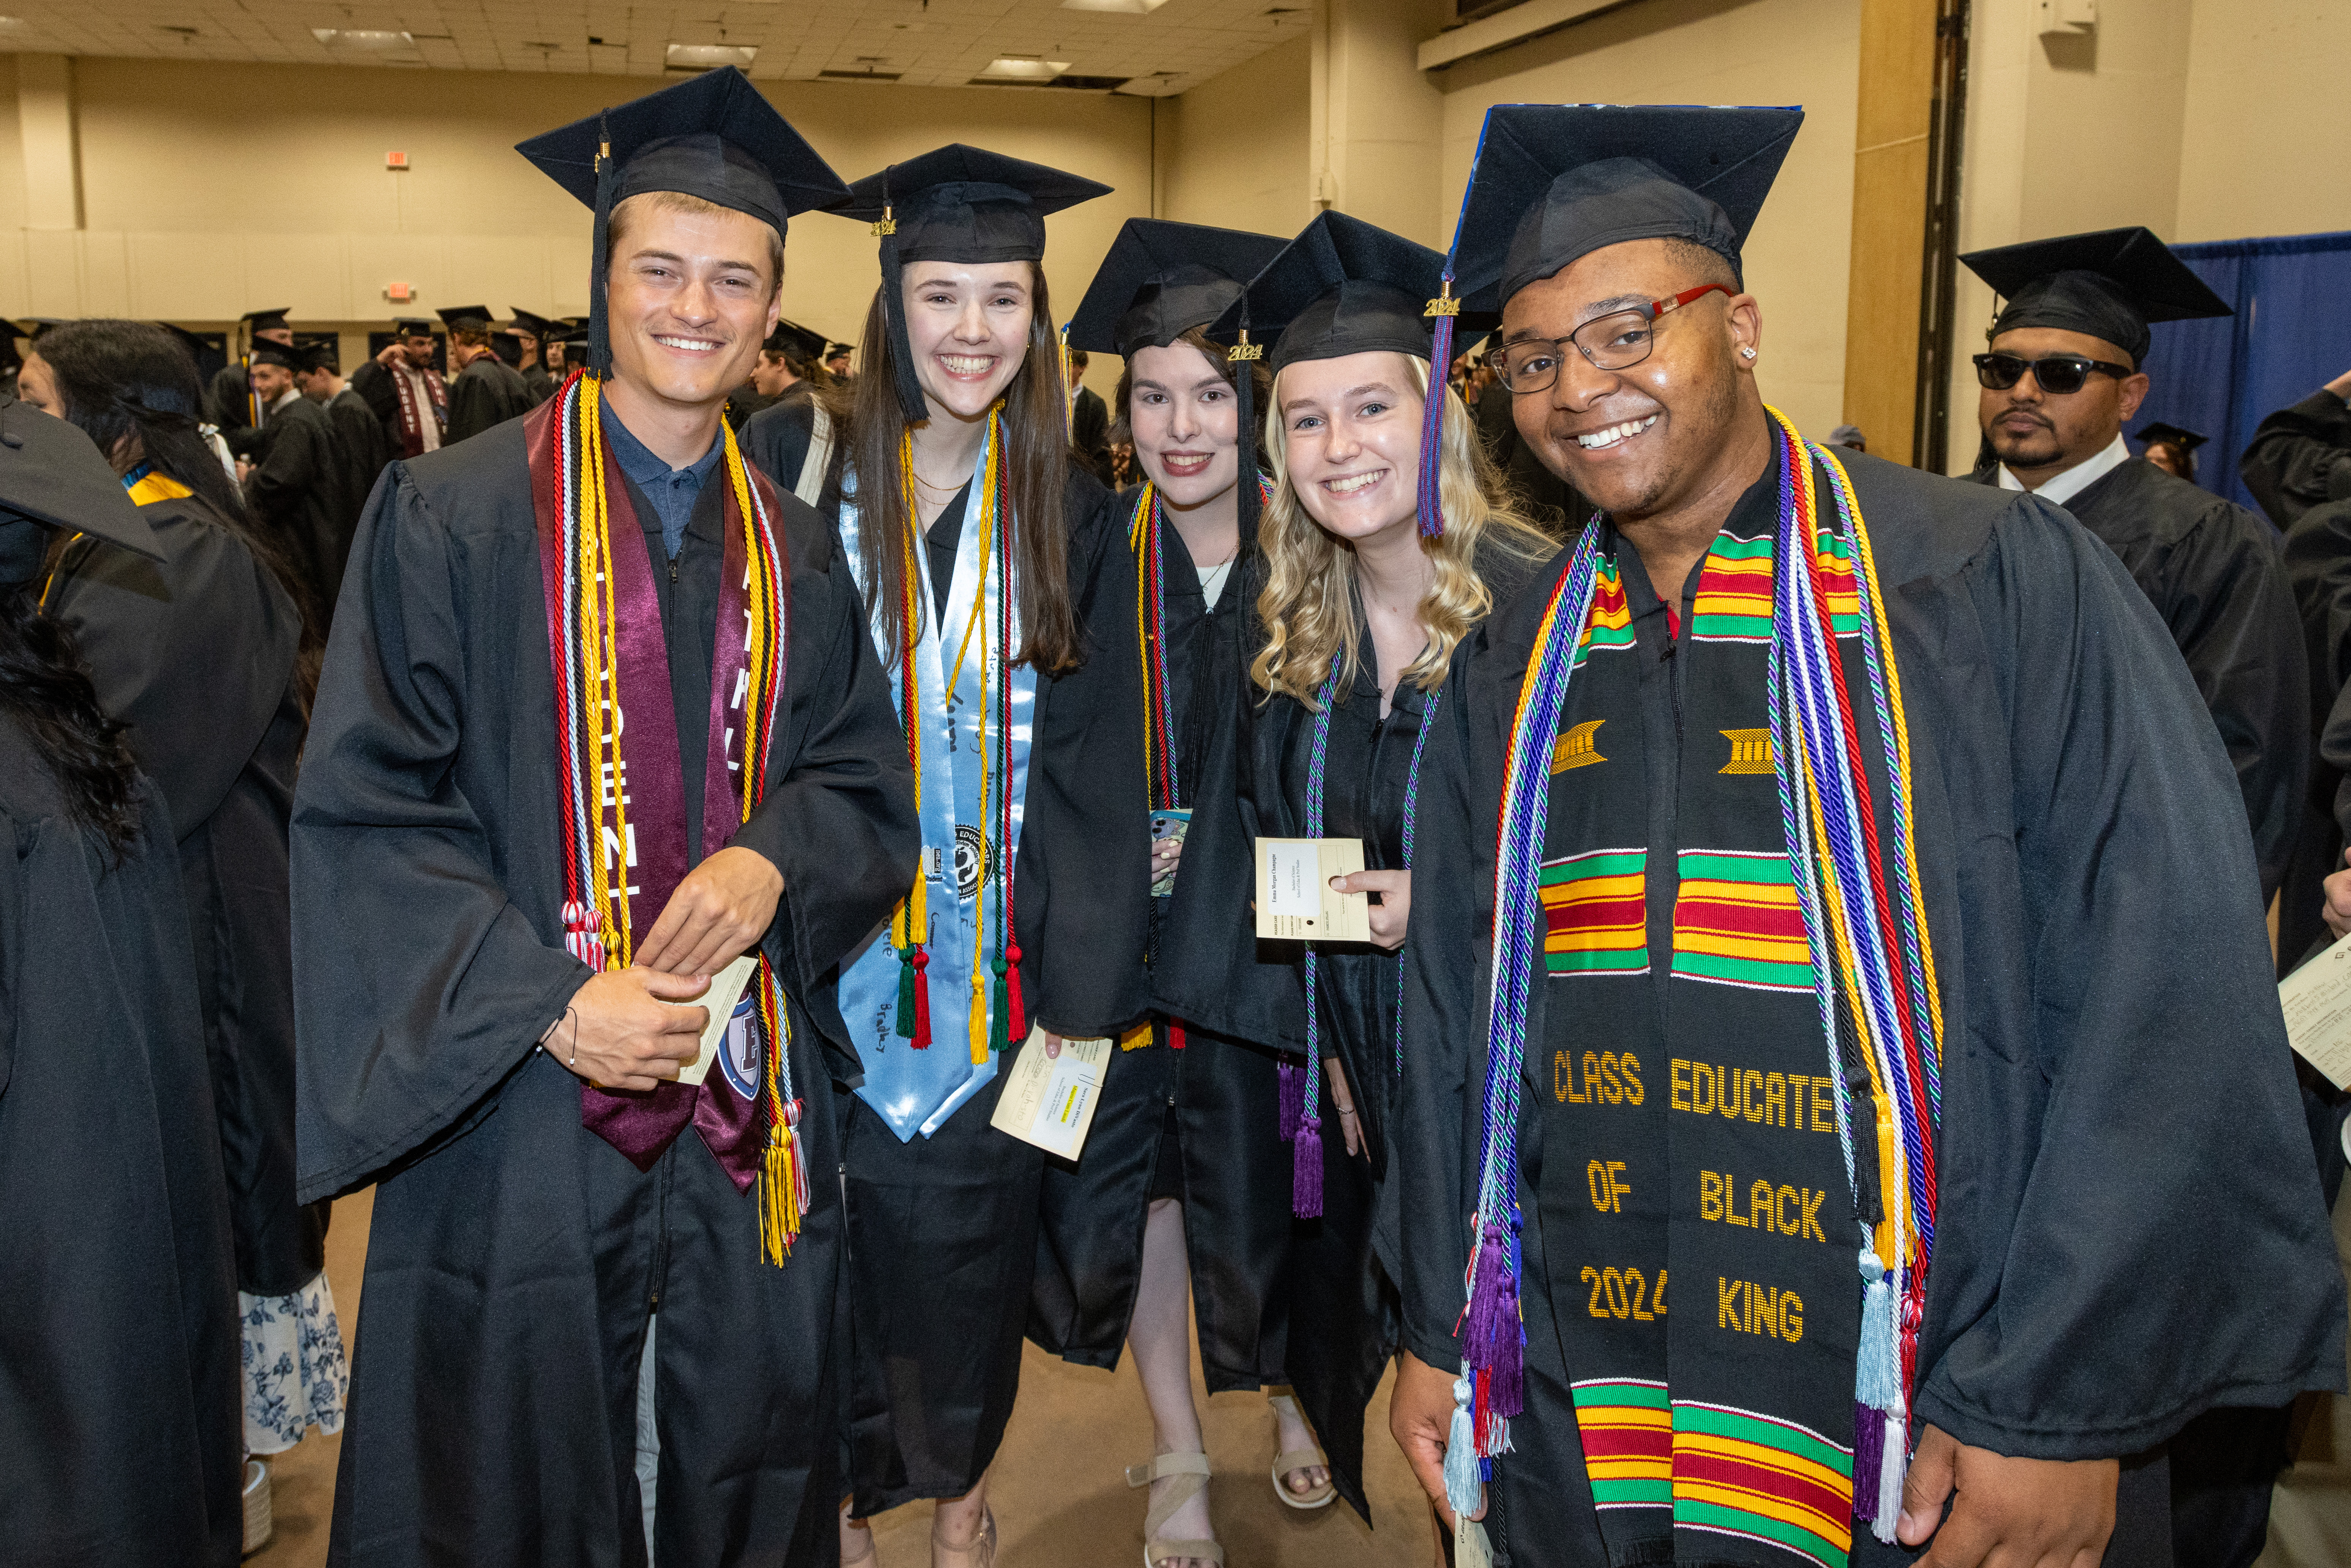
[349,317,447,460]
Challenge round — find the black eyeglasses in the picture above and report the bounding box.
[1495,284,1734,393]
[1972,352,2134,395]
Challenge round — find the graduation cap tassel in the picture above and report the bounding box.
[1004,943,1027,1041]
[588,117,617,380]
[1418,276,1459,540]
[875,177,930,425]
[1230,318,1264,545]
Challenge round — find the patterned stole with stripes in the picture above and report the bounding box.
[1536,460,1876,1568]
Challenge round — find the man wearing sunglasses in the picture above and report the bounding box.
[1386,108,2345,1568]
[1962,229,2304,929]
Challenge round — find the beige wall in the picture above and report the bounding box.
[1941,0,2348,470]
[1428,0,1865,439]
[1153,36,1315,242]
[0,52,1153,399]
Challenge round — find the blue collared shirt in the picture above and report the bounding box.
[601,394,724,561]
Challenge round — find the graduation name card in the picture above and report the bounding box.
[671,954,760,1089]
[2281,931,2351,1091]
[990,1030,1112,1160]
[1255,837,1370,943]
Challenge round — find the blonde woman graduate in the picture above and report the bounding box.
[818,147,1140,1567]
[1152,210,1553,1527]
[1028,218,1315,1568]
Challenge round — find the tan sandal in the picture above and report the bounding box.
[1125,1451,1224,1568]
[1266,1392,1338,1509]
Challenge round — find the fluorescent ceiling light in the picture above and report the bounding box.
[311,28,415,50]
[666,43,759,69]
[977,57,1070,81]
[1060,0,1169,11]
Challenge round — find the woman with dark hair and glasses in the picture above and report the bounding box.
[20,319,343,1540]
[0,401,247,1566]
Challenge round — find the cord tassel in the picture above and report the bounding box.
[1292,1114,1324,1217]
[1443,1374,1483,1522]
[989,956,1011,1054]
[908,946,931,1047]
[1004,941,1027,1041]
[969,971,989,1066]
[1277,1057,1303,1142]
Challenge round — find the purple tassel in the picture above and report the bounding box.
[1278,1058,1303,1142]
[1292,1116,1324,1217]
[1851,1402,1884,1521]
[1417,302,1456,540]
[1461,1221,1526,1425]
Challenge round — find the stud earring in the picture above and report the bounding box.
[1740,347,1758,360]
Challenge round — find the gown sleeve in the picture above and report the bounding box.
[1914,497,2346,1457]
[2154,497,2310,903]
[1012,467,1155,1038]
[46,520,300,842]
[348,360,398,428]
[2241,389,2351,527]
[724,500,922,1021]
[737,398,815,496]
[290,465,593,1202]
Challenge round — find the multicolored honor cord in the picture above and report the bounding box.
[1454,410,1940,1539]
[539,370,808,1264]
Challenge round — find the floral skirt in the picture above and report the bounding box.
[240,1271,348,1456]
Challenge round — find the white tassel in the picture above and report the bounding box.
[1443,1373,1483,1521]
[1872,1408,1905,1544]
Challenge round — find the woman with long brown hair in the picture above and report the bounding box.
[1154,211,1553,1532]
[818,146,1140,1568]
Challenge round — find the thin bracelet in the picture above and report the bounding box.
[541,1006,581,1068]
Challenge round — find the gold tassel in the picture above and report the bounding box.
[759,1124,801,1265]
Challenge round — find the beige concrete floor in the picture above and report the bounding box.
[250,1189,1438,1568]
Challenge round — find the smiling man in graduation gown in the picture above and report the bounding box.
[241,336,346,626]
[1960,229,2307,916]
[1385,104,2346,1568]
[292,68,918,1567]
[207,305,294,452]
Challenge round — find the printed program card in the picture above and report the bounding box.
[1255,836,1370,942]
[990,1030,1113,1160]
[2281,931,2351,1090]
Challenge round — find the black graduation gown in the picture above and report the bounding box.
[324,387,394,590]
[726,384,780,433]
[2241,388,2351,528]
[445,354,535,445]
[1968,457,2307,904]
[244,392,343,624]
[827,460,1142,1515]
[1396,455,2348,1567]
[292,418,919,1568]
[42,490,321,1297]
[522,362,556,408]
[738,384,820,494]
[1028,496,1294,1398]
[0,731,244,1567]
[2279,498,2351,972]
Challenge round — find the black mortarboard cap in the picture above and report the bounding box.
[2136,420,2207,451]
[1443,104,1802,315]
[158,323,218,366]
[300,342,340,375]
[1960,226,2230,369]
[1066,219,1285,358]
[438,305,493,329]
[517,66,850,380]
[249,340,303,370]
[768,317,828,361]
[506,307,553,337]
[240,307,292,330]
[836,144,1111,422]
[1210,211,1451,536]
[392,317,437,337]
[0,399,162,584]
[825,341,853,359]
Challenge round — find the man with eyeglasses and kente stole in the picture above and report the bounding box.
[1385,109,2344,1568]
[1961,229,2306,927]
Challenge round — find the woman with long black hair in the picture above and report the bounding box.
[0,400,245,1566]
[812,146,1140,1568]
[21,320,343,1538]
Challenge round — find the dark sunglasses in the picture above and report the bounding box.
[1973,352,2134,395]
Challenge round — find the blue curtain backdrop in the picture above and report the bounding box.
[2134,230,2351,515]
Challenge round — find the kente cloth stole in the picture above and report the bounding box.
[527,374,812,1264]
[392,364,448,459]
[1449,413,1942,1560]
[832,412,1040,1143]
